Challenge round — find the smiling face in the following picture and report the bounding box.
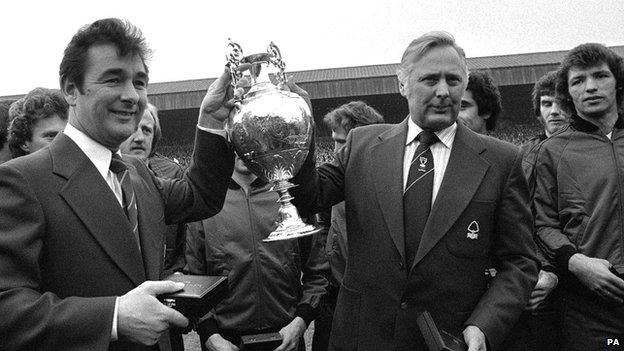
[64,43,148,150]
[119,109,154,161]
[400,45,467,131]
[538,95,569,136]
[567,62,618,122]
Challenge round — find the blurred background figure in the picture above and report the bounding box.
[185,156,328,351]
[521,71,571,180]
[120,102,184,179]
[520,71,570,351]
[8,87,68,158]
[120,102,187,273]
[0,99,15,164]
[313,100,384,351]
[458,70,502,134]
[120,102,186,275]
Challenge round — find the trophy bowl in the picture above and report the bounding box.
[225,40,320,242]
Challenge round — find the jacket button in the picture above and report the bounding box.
[400,302,408,310]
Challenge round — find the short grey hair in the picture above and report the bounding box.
[396,31,469,84]
[146,103,161,156]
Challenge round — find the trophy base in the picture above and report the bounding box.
[263,220,321,242]
[263,180,321,242]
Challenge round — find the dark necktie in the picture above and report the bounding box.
[109,154,140,250]
[403,130,438,269]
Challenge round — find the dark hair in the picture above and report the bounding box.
[531,71,559,117]
[466,71,502,131]
[0,99,14,149]
[323,101,385,132]
[8,88,68,158]
[556,43,624,114]
[60,18,151,93]
[146,103,161,156]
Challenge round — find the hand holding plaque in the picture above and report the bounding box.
[225,40,320,242]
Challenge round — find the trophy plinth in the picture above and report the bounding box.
[263,180,321,242]
[225,40,319,242]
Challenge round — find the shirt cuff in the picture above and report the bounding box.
[111,297,119,341]
[197,124,228,139]
[295,304,315,327]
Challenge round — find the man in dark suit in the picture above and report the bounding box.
[0,18,233,351]
[291,31,539,351]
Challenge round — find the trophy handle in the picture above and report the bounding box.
[268,42,286,84]
[226,39,244,86]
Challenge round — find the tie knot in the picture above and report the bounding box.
[109,153,127,174]
[417,130,439,146]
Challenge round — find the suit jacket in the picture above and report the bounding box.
[292,120,538,351]
[0,130,234,351]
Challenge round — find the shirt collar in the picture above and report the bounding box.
[63,123,116,179]
[405,116,457,149]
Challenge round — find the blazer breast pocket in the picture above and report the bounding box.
[445,200,495,258]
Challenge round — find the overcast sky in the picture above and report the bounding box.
[1,0,622,96]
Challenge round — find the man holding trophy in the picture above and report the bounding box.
[287,32,539,351]
[201,32,538,351]
[0,18,235,350]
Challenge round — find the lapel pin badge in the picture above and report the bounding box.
[466,221,479,240]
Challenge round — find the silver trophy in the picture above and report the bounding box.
[225,40,320,242]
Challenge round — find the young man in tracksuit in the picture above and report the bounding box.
[533,43,624,351]
[185,156,328,351]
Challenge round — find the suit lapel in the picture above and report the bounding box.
[370,119,409,263]
[127,161,164,281]
[412,124,489,269]
[52,134,146,286]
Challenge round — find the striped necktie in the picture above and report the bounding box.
[403,130,438,269]
[109,154,141,250]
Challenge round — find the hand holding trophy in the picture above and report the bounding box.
[225,40,320,242]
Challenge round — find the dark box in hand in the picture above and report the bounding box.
[159,274,228,320]
[416,311,467,351]
[239,332,283,351]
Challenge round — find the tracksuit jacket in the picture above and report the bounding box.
[533,115,624,286]
[184,178,328,340]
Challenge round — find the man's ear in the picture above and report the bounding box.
[61,78,78,106]
[398,81,407,97]
[481,112,492,120]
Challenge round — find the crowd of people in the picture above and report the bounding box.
[0,17,623,351]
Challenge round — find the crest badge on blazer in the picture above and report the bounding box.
[467,221,479,240]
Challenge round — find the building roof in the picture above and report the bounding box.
[146,45,624,95]
[3,45,623,99]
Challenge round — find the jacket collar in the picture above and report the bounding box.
[570,113,624,133]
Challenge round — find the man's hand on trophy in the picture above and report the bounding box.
[198,65,250,129]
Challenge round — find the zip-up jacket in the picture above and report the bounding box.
[520,133,555,273]
[185,178,328,339]
[533,115,624,283]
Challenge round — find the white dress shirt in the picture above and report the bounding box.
[402,117,457,206]
[63,123,123,341]
[64,124,124,206]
